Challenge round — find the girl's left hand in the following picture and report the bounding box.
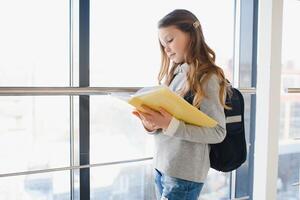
[137,105,173,130]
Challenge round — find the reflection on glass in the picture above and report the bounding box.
[278,0,300,199]
[90,161,155,200]
[90,0,234,87]
[278,99,300,200]
[0,0,69,86]
[90,95,154,164]
[200,170,230,199]
[0,171,71,200]
[0,96,70,174]
[90,162,231,199]
[277,153,300,200]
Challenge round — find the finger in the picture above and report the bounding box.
[141,105,160,115]
[159,107,171,116]
[139,111,151,119]
[139,111,154,122]
[132,110,139,114]
[152,125,159,129]
[138,111,149,121]
[132,111,141,119]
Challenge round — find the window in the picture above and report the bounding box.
[278,0,300,199]
[0,0,69,86]
[0,0,71,199]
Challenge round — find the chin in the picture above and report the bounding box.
[171,59,183,64]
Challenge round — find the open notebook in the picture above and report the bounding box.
[126,85,217,127]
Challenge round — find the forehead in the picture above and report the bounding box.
[158,25,182,40]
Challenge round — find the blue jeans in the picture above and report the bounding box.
[154,169,204,200]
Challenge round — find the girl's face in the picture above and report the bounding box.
[159,25,190,64]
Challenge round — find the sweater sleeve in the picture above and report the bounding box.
[162,74,226,144]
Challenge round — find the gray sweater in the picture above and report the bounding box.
[151,63,226,183]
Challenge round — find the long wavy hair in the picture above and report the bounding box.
[158,9,231,109]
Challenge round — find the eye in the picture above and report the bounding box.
[167,39,173,43]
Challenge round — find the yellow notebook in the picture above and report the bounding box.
[128,86,217,127]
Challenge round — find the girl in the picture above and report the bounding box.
[133,9,229,200]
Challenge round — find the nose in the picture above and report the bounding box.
[164,46,171,53]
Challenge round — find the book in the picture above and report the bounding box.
[127,85,217,127]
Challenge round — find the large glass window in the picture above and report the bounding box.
[90,96,154,164]
[0,0,69,86]
[0,96,70,174]
[91,161,155,200]
[278,0,300,199]
[0,1,72,199]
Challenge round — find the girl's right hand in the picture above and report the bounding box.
[132,109,158,132]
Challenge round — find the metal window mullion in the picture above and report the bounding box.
[69,0,77,199]
[69,0,74,199]
[231,0,241,197]
[248,0,259,199]
[253,0,283,199]
[233,0,241,88]
[79,0,90,199]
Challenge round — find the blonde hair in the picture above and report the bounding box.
[158,9,231,109]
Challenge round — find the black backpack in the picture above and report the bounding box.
[184,86,247,172]
[210,87,247,172]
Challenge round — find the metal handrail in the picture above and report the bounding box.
[238,87,256,94]
[0,157,153,178]
[0,87,140,96]
[0,87,256,96]
[232,196,250,200]
[291,182,300,186]
[285,88,300,93]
